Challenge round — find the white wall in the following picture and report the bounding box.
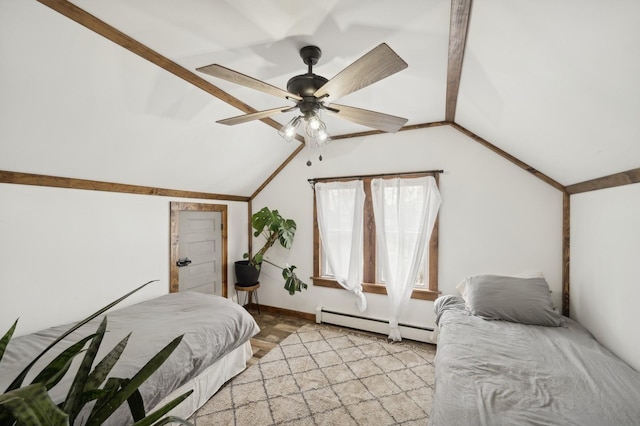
[571,183,640,371]
[0,183,248,337]
[252,125,564,333]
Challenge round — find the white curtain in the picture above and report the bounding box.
[371,176,441,341]
[315,180,367,311]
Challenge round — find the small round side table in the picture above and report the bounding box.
[235,282,260,314]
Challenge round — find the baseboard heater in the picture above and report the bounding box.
[315,306,434,343]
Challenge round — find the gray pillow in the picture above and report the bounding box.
[465,275,562,326]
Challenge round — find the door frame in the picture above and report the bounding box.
[170,202,228,297]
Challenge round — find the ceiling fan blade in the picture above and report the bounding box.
[314,43,408,101]
[217,106,294,126]
[326,103,408,133]
[197,64,302,102]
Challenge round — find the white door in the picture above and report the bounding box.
[177,211,222,295]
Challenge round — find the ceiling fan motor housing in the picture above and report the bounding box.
[288,73,328,115]
[286,73,328,97]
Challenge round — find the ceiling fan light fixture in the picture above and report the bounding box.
[306,114,322,131]
[303,112,331,146]
[278,116,302,142]
[316,128,330,144]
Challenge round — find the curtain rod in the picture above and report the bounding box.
[308,169,444,186]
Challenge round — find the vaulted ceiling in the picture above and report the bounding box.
[1,0,639,196]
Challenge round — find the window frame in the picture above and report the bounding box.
[312,171,440,301]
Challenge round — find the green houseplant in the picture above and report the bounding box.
[0,280,192,426]
[235,207,308,295]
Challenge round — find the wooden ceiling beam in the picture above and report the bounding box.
[566,168,640,195]
[0,170,249,202]
[445,0,473,122]
[330,121,449,141]
[450,123,565,192]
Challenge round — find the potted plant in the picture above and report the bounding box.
[235,207,308,295]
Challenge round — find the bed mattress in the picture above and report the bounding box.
[430,295,640,426]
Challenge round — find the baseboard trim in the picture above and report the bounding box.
[248,303,315,322]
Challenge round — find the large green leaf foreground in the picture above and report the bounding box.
[0,280,193,426]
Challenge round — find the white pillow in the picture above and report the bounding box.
[456,271,545,301]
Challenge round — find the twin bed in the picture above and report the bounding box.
[430,275,640,425]
[0,291,259,425]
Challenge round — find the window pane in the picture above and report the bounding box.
[377,244,428,288]
[319,185,359,278]
[375,182,430,288]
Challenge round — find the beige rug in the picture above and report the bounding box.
[192,323,436,425]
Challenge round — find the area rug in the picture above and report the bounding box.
[192,323,436,425]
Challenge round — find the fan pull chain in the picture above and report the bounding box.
[306,137,313,166]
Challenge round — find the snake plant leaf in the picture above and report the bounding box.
[81,388,108,403]
[6,279,158,392]
[0,383,69,426]
[83,332,131,396]
[63,317,107,423]
[31,333,98,391]
[86,376,122,425]
[0,319,18,365]
[91,376,122,409]
[86,335,185,426]
[125,384,146,422]
[130,390,194,426]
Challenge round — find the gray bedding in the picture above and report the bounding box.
[0,291,260,425]
[431,295,640,426]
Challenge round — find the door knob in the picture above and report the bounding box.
[177,258,192,267]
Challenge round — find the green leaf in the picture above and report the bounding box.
[131,390,194,426]
[63,318,108,423]
[81,388,109,402]
[126,386,146,422]
[6,280,158,392]
[31,333,98,391]
[83,333,131,394]
[268,209,284,234]
[278,219,297,249]
[0,383,69,426]
[87,377,123,424]
[86,335,184,425]
[0,319,18,365]
[282,265,307,295]
[251,207,272,234]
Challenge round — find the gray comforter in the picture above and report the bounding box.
[0,291,260,425]
[430,295,640,426]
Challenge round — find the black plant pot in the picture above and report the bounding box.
[235,260,261,286]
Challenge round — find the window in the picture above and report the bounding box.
[312,172,440,301]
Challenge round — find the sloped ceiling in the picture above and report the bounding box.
[1,0,638,196]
